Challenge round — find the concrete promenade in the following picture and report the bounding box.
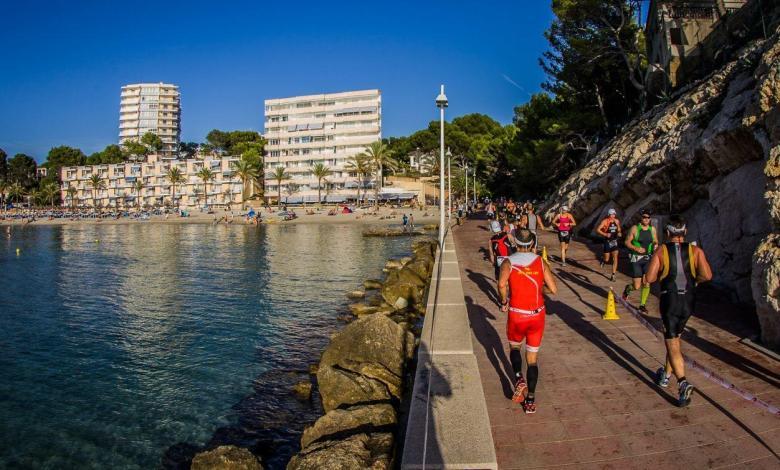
[453,217,779,469]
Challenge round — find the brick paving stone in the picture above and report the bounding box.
[452,217,780,468]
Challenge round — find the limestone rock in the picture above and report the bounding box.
[292,380,313,401]
[300,404,397,448]
[346,290,366,299]
[287,433,392,470]
[363,279,383,290]
[349,303,379,316]
[191,446,262,470]
[317,314,409,412]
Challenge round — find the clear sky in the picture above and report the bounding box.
[0,0,554,161]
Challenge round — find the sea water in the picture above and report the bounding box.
[0,223,411,469]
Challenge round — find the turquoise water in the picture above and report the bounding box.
[0,223,411,469]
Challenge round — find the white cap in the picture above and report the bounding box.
[561,205,569,212]
[490,221,502,233]
[608,208,617,215]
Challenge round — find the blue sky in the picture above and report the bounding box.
[0,1,554,161]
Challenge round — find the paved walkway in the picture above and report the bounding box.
[453,217,780,469]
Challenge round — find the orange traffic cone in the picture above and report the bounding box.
[603,288,620,320]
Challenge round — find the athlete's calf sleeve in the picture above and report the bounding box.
[510,349,523,378]
[526,364,539,395]
[640,286,650,305]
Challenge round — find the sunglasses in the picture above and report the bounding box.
[642,215,651,219]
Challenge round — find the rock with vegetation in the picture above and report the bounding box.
[300,404,397,448]
[191,445,262,470]
[363,227,425,237]
[349,303,379,316]
[363,279,383,290]
[543,29,780,332]
[346,290,365,299]
[287,433,393,470]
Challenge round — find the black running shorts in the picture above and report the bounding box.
[630,258,650,278]
[603,239,619,253]
[660,291,695,339]
[558,231,571,243]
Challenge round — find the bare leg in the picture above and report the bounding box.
[664,338,686,380]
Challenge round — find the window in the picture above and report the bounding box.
[269,139,280,145]
[295,101,312,108]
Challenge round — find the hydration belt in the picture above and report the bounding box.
[508,305,545,315]
[661,289,688,295]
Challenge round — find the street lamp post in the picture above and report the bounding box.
[446,148,452,222]
[464,163,469,214]
[435,85,448,247]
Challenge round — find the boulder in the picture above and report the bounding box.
[288,433,392,470]
[191,446,262,470]
[300,404,397,448]
[317,314,410,411]
[292,380,313,401]
[349,303,379,316]
[381,267,427,309]
[363,279,383,290]
[346,290,366,299]
[385,259,404,270]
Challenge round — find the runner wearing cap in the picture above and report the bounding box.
[645,214,712,406]
[622,211,658,313]
[596,208,622,282]
[497,229,557,414]
[488,220,515,280]
[552,205,576,267]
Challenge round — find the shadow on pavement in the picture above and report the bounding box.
[547,298,678,406]
[465,295,514,399]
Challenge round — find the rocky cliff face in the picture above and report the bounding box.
[543,28,780,347]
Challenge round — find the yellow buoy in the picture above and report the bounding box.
[603,288,620,320]
[16,248,21,256]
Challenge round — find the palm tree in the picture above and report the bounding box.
[88,174,106,209]
[345,153,372,205]
[133,180,145,210]
[167,167,186,209]
[7,182,24,204]
[196,168,216,207]
[40,182,59,208]
[363,141,398,208]
[268,166,290,209]
[233,158,259,202]
[65,186,78,209]
[311,162,332,204]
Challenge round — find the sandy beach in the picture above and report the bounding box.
[0,207,442,228]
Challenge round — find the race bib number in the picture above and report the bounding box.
[560,231,569,237]
[608,240,618,248]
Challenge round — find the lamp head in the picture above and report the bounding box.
[435,84,448,108]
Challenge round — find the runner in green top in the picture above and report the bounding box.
[622,211,658,313]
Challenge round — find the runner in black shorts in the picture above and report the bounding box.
[646,215,712,407]
[596,208,622,282]
[622,211,657,313]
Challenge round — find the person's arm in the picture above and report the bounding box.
[553,214,560,227]
[542,260,557,295]
[651,226,659,250]
[596,219,608,237]
[645,249,664,283]
[497,260,512,310]
[569,214,577,226]
[617,219,623,238]
[694,247,713,283]
[536,215,545,230]
[488,240,495,264]
[624,226,637,251]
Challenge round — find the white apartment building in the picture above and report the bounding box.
[59,155,245,209]
[119,83,181,158]
[263,89,381,203]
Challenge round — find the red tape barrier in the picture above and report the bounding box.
[614,292,780,417]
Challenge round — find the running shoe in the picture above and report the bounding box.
[655,367,669,388]
[678,380,694,407]
[638,305,649,314]
[522,397,537,414]
[599,260,605,269]
[622,285,631,300]
[610,273,616,282]
[561,262,567,267]
[511,376,528,403]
